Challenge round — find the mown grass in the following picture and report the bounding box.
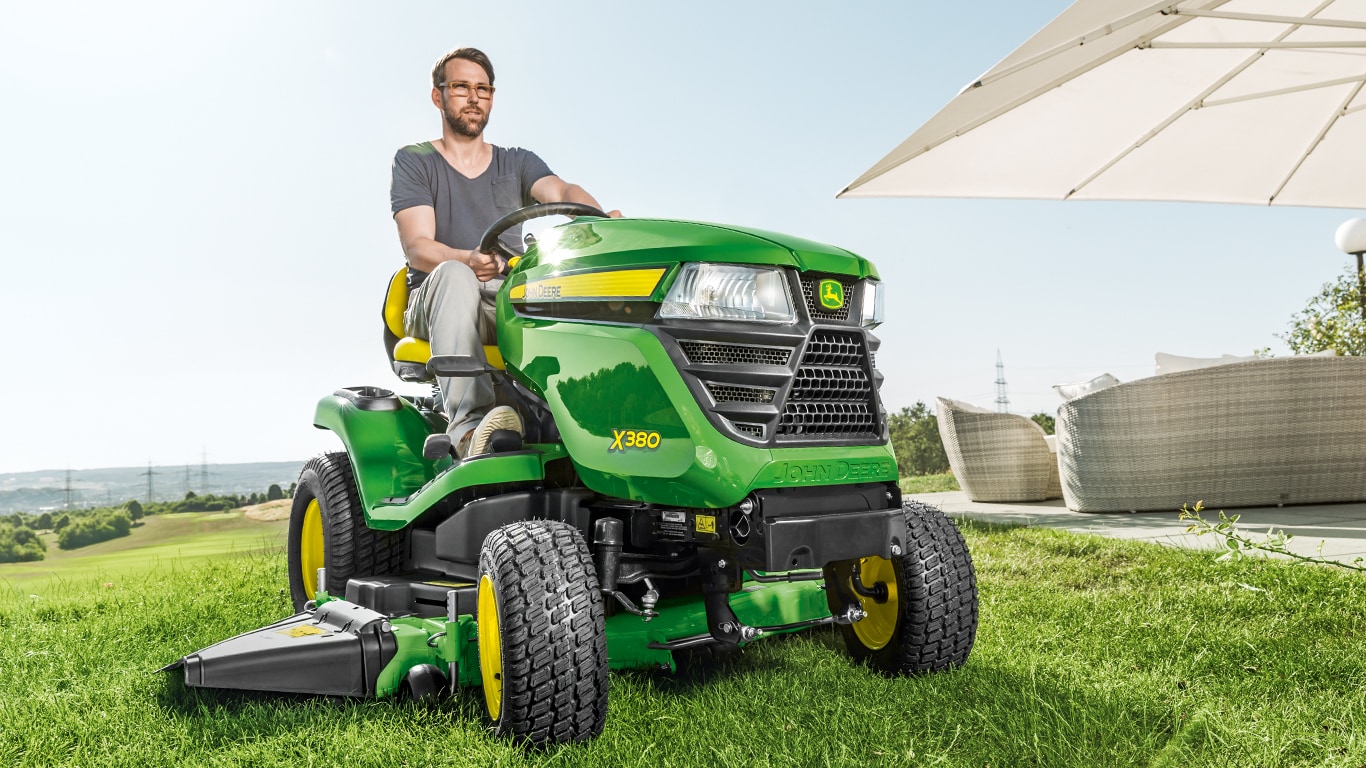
[899,472,960,494]
[1,519,1364,767]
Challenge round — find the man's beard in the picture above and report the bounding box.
[443,102,489,138]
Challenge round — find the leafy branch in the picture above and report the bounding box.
[1178,501,1366,572]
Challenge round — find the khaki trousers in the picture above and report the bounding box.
[403,260,501,442]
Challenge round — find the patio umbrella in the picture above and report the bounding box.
[839,0,1366,208]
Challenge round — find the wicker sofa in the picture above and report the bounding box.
[936,397,1062,502]
[1057,356,1366,512]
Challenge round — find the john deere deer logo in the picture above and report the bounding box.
[818,279,844,310]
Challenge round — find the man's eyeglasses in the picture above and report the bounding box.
[439,81,495,100]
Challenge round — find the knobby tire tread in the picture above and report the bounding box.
[289,452,402,609]
[842,500,978,674]
[479,520,609,745]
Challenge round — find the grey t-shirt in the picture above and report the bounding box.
[390,142,553,291]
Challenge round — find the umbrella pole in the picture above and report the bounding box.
[1358,253,1366,326]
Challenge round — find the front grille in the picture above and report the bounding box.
[654,272,884,447]
[800,275,856,322]
[800,331,865,367]
[730,421,765,439]
[778,330,879,437]
[779,402,878,435]
[679,341,791,366]
[706,382,776,404]
[791,366,871,400]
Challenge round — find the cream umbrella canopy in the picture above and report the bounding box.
[839,0,1366,208]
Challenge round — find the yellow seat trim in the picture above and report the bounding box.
[394,337,432,363]
[384,268,410,339]
[394,338,503,370]
[386,266,504,371]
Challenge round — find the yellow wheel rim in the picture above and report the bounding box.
[300,499,324,600]
[478,574,504,721]
[851,556,899,650]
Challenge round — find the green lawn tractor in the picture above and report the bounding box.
[163,203,978,745]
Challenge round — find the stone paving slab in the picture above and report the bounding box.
[908,491,1366,566]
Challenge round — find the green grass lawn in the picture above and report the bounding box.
[1,517,1363,767]
[900,472,960,494]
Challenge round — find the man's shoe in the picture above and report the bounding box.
[463,406,523,458]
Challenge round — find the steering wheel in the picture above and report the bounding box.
[478,202,608,270]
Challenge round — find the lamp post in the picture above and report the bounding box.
[1334,218,1366,325]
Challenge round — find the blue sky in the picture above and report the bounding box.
[0,1,1354,473]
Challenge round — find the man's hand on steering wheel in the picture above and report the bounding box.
[467,249,504,282]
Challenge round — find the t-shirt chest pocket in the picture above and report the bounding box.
[492,175,521,213]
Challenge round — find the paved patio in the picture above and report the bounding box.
[907,491,1366,566]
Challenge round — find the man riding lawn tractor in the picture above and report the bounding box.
[162,46,979,746]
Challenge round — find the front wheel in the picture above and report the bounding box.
[477,520,609,745]
[836,501,978,673]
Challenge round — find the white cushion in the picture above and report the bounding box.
[1043,435,1058,453]
[1155,352,1258,376]
[1052,373,1121,401]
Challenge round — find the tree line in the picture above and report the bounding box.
[0,484,294,564]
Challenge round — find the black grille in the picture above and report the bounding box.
[679,341,791,366]
[800,275,856,322]
[730,421,765,438]
[800,332,865,367]
[706,382,776,404]
[778,330,878,437]
[791,366,871,401]
[779,402,878,435]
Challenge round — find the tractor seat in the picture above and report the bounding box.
[382,267,504,383]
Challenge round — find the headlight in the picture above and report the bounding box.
[659,263,795,323]
[862,280,885,328]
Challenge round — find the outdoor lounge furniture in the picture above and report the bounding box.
[936,397,1062,503]
[1057,356,1366,512]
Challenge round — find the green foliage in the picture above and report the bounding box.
[57,511,132,550]
[267,484,284,501]
[124,499,143,521]
[1279,265,1365,355]
[1029,412,1055,435]
[887,401,949,476]
[1180,502,1366,571]
[143,494,240,515]
[35,511,53,530]
[53,514,70,531]
[0,525,46,562]
[286,481,297,498]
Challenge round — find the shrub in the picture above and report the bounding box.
[1280,265,1365,356]
[1030,413,1055,435]
[0,525,47,562]
[887,402,950,477]
[267,484,284,501]
[57,511,132,550]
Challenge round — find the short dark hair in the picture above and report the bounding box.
[432,47,494,88]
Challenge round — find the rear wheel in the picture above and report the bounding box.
[287,452,403,610]
[837,501,977,673]
[476,520,608,745]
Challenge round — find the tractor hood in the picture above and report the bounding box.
[519,218,879,280]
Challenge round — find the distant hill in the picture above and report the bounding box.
[0,460,306,513]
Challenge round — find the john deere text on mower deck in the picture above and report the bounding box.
[163,203,978,746]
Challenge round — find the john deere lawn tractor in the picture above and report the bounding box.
[163,203,978,745]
